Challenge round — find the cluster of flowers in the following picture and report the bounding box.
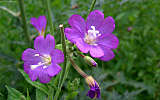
[22,10,119,99]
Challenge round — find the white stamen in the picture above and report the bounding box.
[43,54,50,58]
[43,66,48,69]
[84,26,101,45]
[97,34,101,37]
[30,62,48,70]
[38,62,42,65]
[88,26,99,38]
[34,54,39,56]
[31,54,51,70]
[30,62,42,70]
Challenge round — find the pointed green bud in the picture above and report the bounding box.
[84,56,97,67]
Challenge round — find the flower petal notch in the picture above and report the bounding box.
[30,16,47,36]
[22,34,64,83]
[64,10,119,61]
[85,76,100,99]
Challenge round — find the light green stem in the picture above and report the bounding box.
[17,0,31,45]
[86,0,96,19]
[44,0,54,34]
[54,24,67,100]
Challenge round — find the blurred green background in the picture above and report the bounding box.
[0,0,160,100]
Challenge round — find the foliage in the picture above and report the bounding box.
[0,0,159,100]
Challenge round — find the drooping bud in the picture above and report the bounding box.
[85,76,95,86]
[84,56,97,67]
[85,76,101,99]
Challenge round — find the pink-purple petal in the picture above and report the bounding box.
[47,64,61,77]
[99,47,115,61]
[34,36,46,53]
[87,81,100,99]
[64,28,84,43]
[98,16,115,34]
[50,49,64,64]
[45,34,55,52]
[30,16,47,34]
[86,10,104,30]
[38,69,51,83]
[90,46,104,58]
[68,14,86,34]
[97,33,119,49]
[30,17,39,31]
[24,63,30,74]
[87,90,96,99]
[29,70,38,81]
[38,16,47,33]
[22,48,41,63]
[34,34,55,54]
[75,38,90,53]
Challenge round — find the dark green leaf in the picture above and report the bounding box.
[18,69,49,95]
[36,89,47,100]
[6,85,26,100]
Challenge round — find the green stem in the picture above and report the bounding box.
[54,24,67,100]
[17,0,31,45]
[55,62,71,99]
[44,0,54,34]
[69,57,88,78]
[86,0,96,19]
[60,24,67,72]
[102,61,105,71]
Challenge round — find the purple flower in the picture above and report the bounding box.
[64,10,119,61]
[87,81,100,99]
[30,16,47,35]
[22,34,64,83]
[127,26,132,32]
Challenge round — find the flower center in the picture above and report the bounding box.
[84,26,101,45]
[30,54,51,70]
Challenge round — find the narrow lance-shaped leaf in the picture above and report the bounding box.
[18,69,49,95]
[6,85,26,100]
[36,89,47,100]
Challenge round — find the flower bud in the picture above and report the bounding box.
[85,76,95,86]
[127,26,132,32]
[85,76,101,99]
[84,56,97,67]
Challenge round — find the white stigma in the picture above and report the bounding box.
[88,26,99,38]
[84,26,101,45]
[43,66,48,69]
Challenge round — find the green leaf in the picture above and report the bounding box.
[67,78,80,91]
[66,91,78,100]
[5,85,26,100]
[18,69,49,95]
[55,44,62,50]
[103,81,118,89]
[36,89,47,100]
[0,92,3,96]
[115,12,126,21]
